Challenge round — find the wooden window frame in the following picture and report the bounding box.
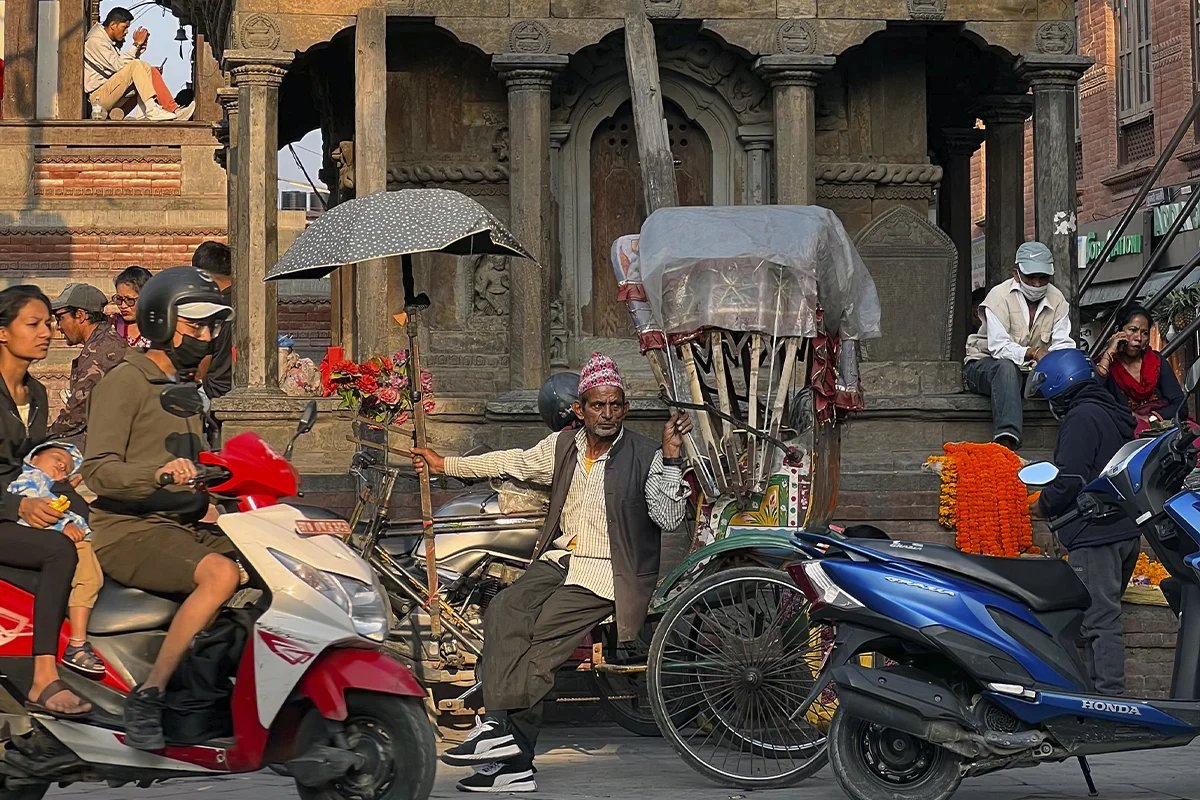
[1116,0,1154,121]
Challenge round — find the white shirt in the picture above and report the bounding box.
[83,23,140,94]
[982,283,1074,366]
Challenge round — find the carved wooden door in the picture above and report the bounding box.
[586,100,712,338]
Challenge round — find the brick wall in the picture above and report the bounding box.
[34,158,182,197]
[278,296,333,356]
[0,231,225,275]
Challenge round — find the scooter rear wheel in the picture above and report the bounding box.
[296,694,436,800]
[828,711,962,800]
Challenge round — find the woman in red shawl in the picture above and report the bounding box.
[1096,303,1185,436]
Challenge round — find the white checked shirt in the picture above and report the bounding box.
[442,429,689,600]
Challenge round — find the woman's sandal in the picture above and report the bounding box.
[25,680,92,718]
[63,642,107,678]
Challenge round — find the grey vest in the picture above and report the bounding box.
[534,430,663,642]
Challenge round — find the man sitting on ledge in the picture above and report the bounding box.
[83,7,195,122]
[963,241,1073,450]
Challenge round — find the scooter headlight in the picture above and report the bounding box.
[270,549,390,642]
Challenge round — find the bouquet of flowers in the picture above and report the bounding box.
[320,349,434,425]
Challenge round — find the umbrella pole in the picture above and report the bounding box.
[405,305,441,641]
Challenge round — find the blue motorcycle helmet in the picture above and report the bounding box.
[1024,348,1095,404]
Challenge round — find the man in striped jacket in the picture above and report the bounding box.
[411,352,693,792]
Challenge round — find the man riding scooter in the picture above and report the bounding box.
[82,266,241,750]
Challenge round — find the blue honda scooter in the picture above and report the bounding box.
[784,376,1200,800]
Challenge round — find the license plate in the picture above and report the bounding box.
[295,519,352,536]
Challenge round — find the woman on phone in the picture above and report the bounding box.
[1096,303,1185,436]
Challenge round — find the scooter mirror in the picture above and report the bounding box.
[1185,360,1200,394]
[1018,461,1060,487]
[297,400,318,436]
[159,384,205,418]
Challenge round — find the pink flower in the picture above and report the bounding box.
[420,371,434,392]
[389,373,410,390]
[392,410,411,426]
[376,387,401,405]
[423,397,436,414]
[393,350,409,365]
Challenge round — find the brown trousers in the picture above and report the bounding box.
[70,540,103,609]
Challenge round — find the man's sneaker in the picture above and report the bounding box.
[139,102,176,122]
[174,102,196,121]
[122,685,166,750]
[441,718,521,766]
[456,762,536,793]
[993,433,1020,451]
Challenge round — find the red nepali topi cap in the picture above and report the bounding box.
[578,352,625,395]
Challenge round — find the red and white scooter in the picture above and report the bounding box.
[0,392,435,800]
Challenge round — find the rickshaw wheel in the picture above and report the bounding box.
[647,566,834,789]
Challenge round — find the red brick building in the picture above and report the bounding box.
[971,0,1200,333]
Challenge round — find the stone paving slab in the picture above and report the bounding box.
[44,726,1200,800]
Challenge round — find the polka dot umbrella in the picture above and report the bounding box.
[265,188,535,303]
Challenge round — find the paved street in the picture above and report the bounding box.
[41,725,1200,800]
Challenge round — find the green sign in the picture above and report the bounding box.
[1082,230,1143,263]
[1152,201,1200,236]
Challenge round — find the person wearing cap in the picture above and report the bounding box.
[410,353,693,792]
[82,267,239,750]
[47,283,128,449]
[964,241,1074,449]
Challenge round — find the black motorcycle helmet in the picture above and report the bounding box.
[136,266,232,347]
[538,372,581,432]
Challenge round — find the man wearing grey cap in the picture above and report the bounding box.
[48,284,128,449]
[964,241,1074,449]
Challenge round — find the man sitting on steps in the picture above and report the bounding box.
[83,7,195,122]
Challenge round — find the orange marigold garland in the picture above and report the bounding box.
[926,442,1034,557]
[1131,552,1170,587]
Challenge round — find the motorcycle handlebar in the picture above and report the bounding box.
[1047,505,1082,532]
[157,464,231,487]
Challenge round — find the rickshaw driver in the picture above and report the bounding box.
[411,352,693,792]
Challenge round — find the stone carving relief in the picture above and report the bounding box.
[388,163,509,185]
[1035,22,1075,54]
[509,21,551,54]
[549,299,569,368]
[776,21,816,55]
[332,141,355,196]
[817,162,943,186]
[472,255,510,317]
[853,205,958,361]
[644,0,682,18]
[239,13,280,50]
[555,33,769,124]
[906,0,946,21]
[492,126,510,164]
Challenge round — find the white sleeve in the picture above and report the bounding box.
[1047,313,1075,352]
[984,308,1030,365]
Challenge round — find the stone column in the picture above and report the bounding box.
[493,54,567,389]
[738,124,773,205]
[227,53,291,395]
[940,128,985,361]
[193,35,223,123]
[4,0,39,119]
[977,95,1032,289]
[754,55,834,205]
[1018,55,1091,322]
[57,0,86,118]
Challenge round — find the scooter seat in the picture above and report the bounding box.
[89,581,181,635]
[864,541,1091,612]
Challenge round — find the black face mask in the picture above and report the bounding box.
[169,334,211,375]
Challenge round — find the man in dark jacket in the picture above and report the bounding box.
[1031,348,1139,696]
[411,353,692,792]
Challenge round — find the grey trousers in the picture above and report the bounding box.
[1068,538,1140,696]
[481,558,614,756]
[964,357,1025,444]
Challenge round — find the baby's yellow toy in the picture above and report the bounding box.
[49,495,70,513]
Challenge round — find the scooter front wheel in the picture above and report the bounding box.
[828,711,962,800]
[296,694,437,800]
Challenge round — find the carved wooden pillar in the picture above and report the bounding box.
[352,3,390,360]
[978,95,1032,289]
[216,87,240,308]
[4,0,39,119]
[193,34,223,123]
[1018,55,1091,323]
[493,53,568,389]
[754,55,834,205]
[940,128,985,361]
[57,0,86,118]
[228,54,291,395]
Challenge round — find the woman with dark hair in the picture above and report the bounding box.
[0,285,91,716]
[1096,303,1185,436]
[111,266,152,350]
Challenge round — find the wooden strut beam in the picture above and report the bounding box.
[622,1,678,213]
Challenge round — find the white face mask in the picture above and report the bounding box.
[1016,275,1048,303]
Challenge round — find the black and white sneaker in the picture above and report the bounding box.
[441,718,522,766]
[456,761,537,793]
